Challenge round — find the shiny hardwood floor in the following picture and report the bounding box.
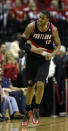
[0,117,68,131]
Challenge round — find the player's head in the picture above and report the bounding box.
[41,10,50,19]
[38,10,50,25]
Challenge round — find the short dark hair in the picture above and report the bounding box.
[41,10,50,19]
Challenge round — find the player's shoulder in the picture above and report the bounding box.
[51,23,58,32]
[27,21,35,29]
[26,21,35,34]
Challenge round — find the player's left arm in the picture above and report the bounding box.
[51,25,61,57]
[45,26,61,60]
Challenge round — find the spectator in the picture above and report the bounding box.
[61,0,68,7]
[3,51,18,85]
[53,45,67,115]
[27,1,40,22]
[46,0,63,27]
[7,0,28,34]
[35,0,51,11]
[22,0,29,13]
[0,66,27,113]
[3,0,16,10]
[53,45,66,84]
[1,95,24,119]
[0,67,24,119]
[40,45,67,116]
[46,0,67,46]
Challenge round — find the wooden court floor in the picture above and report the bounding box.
[0,117,68,131]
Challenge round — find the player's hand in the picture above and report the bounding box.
[45,54,53,60]
[31,47,44,55]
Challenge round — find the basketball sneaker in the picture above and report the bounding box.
[21,111,30,127]
[32,108,39,124]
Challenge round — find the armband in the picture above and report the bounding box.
[19,37,31,53]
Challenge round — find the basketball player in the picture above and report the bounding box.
[19,10,61,126]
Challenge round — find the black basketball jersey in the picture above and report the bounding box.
[27,21,55,61]
[29,20,54,52]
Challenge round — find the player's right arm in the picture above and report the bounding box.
[19,22,34,53]
[19,22,45,54]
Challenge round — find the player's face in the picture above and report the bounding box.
[38,13,49,26]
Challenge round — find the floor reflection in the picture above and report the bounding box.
[0,117,67,131]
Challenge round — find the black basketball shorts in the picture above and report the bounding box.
[26,57,50,85]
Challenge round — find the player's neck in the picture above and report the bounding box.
[38,21,49,32]
[43,22,49,29]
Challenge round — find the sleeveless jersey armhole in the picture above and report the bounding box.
[31,21,35,34]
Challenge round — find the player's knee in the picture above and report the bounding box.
[36,81,44,88]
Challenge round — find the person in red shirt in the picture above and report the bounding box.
[46,0,62,27]
[35,0,51,11]
[61,0,68,7]
[22,0,29,14]
[7,0,29,34]
[3,51,18,83]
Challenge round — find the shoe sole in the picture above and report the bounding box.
[32,118,39,125]
[21,121,30,127]
[31,111,39,125]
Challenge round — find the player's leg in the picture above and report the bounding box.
[32,81,44,124]
[22,84,36,126]
[32,61,50,124]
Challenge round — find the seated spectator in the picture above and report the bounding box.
[0,74,24,119]
[35,0,51,11]
[7,0,29,34]
[0,113,6,122]
[1,95,24,119]
[46,0,63,26]
[22,0,29,13]
[61,0,68,7]
[0,89,9,121]
[3,51,18,86]
[46,0,67,45]
[28,1,40,22]
[0,67,27,114]
[3,0,16,10]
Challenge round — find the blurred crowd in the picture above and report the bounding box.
[0,0,68,48]
[0,0,68,121]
